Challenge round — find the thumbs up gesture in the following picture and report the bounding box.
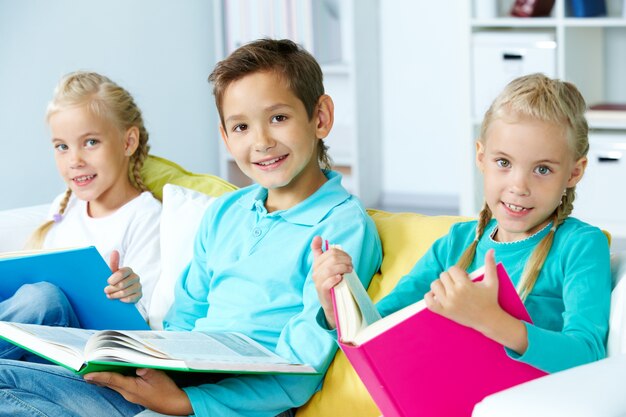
[425,249,501,332]
[104,250,143,304]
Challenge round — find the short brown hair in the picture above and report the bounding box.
[209,38,331,170]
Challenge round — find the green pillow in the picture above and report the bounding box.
[141,155,237,200]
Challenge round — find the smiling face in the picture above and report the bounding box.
[219,71,333,211]
[476,113,586,243]
[49,105,139,217]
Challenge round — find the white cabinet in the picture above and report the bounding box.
[212,0,381,207]
[574,130,626,236]
[472,31,557,119]
[463,0,626,236]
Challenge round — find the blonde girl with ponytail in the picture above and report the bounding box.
[314,73,611,375]
[0,71,161,360]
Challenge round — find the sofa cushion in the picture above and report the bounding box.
[141,155,236,328]
[141,155,237,200]
[296,209,470,417]
[148,184,218,329]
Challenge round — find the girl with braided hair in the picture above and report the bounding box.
[0,71,161,360]
[314,73,611,374]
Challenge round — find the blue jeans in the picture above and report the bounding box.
[0,359,145,416]
[0,282,80,360]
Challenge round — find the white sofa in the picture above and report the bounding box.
[0,204,48,253]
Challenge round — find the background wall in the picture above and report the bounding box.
[0,0,219,210]
[379,2,468,212]
[0,1,466,212]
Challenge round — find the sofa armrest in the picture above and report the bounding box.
[472,251,626,416]
[472,354,626,417]
[0,204,48,252]
[608,251,626,356]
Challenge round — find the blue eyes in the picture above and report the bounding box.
[535,166,551,175]
[495,159,552,175]
[53,138,99,152]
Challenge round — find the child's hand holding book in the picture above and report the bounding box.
[425,249,501,331]
[104,250,142,304]
[427,249,530,355]
[311,236,354,330]
[85,368,192,415]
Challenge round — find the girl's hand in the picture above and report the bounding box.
[311,236,353,329]
[424,249,501,332]
[425,249,529,354]
[84,369,192,415]
[105,250,142,304]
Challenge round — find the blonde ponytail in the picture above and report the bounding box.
[517,189,575,300]
[24,188,72,250]
[457,202,493,270]
[128,114,152,196]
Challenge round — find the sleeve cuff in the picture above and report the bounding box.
[505,321,539,365]
[315,307,338,339]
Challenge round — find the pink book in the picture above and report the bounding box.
[331,263,548,417]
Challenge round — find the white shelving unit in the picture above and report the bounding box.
[463,0,626,237]
[212,0,381,207]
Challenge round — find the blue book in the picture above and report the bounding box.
[0,246,149,330]
[570,0,607,17]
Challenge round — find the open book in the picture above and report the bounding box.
[0,322,317,376]
[0,246,148,330]
[331,264,547,417]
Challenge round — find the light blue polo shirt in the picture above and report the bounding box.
[164,170,382,416]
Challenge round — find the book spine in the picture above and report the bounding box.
[570,0,607,17]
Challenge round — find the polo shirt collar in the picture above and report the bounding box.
[237,171,351,226]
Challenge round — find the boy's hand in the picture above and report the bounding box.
[84,369,192,414]
[424,249,501,332]
[311,236,353,329]
[105,250,142,304]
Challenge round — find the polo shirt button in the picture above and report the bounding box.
[253,228,262,237]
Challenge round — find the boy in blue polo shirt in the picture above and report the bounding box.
[0,39,382,417]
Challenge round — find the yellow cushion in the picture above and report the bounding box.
[141,155,237,200]
[140,156,474,416]
[296,209,470,417]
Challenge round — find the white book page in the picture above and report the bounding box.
[342,270,382,327]
[353,299,427,345]
[331,244,382,343]
[351,266,488,345]
[87,331,290,364]
[0,322,95,370]
[0,246,80,259]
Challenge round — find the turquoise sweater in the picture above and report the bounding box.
[376,218,611,373]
